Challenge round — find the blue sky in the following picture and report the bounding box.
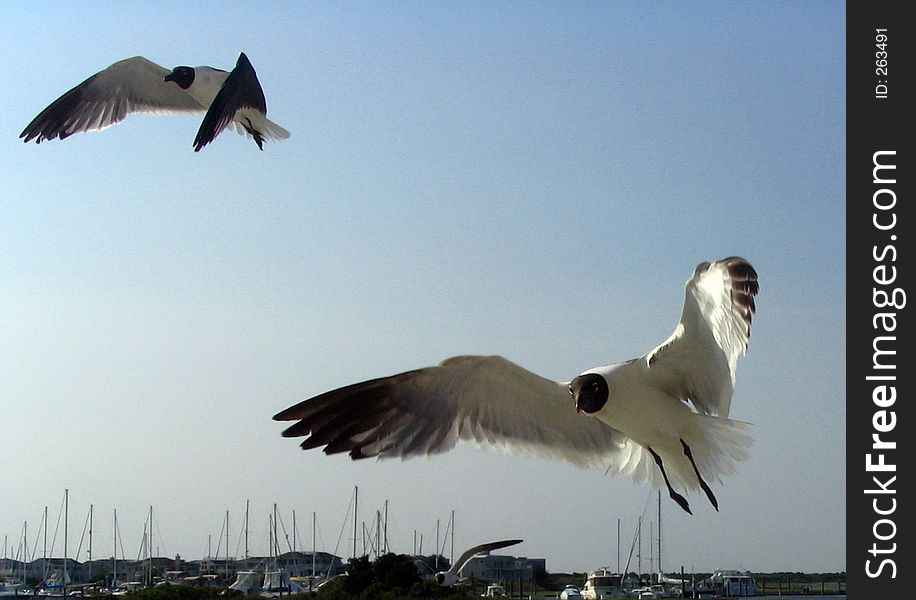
[2,2,844,574]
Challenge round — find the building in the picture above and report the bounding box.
[460,554,546,584]
[214,552,344,579]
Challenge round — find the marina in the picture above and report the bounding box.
[2,491,843,599]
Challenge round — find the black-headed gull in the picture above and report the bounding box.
[274,257,758,514]
[20,53,289,151]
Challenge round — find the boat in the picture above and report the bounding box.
[38,569,72,597]
[260,570,306,597]
[110,582,143,596]
[629,583,668,598]
[559,584,583,599]
[700,570,759,597]
[289,575,326,592]
[228,571,262,595]
[580,568,627,599]
[0,579,29,598]
[482,583,506,597]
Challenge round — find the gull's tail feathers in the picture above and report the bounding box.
[226,115,290,145]
[263,118,290,140]
[607,416,752,494]
[680,415,753,490]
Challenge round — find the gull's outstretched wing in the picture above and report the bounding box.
[449,539,523,575]
[21,56,205,143]
[645,257,758,417]
[194,52,267,151]
[275,355,635,471]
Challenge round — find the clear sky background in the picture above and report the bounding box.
[2,2,844,575]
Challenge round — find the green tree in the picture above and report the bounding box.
[124,585,242,600]
[312,553,478,600]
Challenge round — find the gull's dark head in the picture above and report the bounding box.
[164,66,195,89]
[569,373,608,414]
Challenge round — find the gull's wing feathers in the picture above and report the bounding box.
[645,257,758,417]
[274,355,633,471]
[449,539,523,575]
[20,56,205,143]
[194,52,267,151]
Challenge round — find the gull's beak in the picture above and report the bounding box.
[569,384,581,413]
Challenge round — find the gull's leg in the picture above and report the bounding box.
[681,439,719,511]
[648,446,692,515]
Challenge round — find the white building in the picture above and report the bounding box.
[459,554,546,583]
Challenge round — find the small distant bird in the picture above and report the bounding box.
[20,53,289,151]
[432,539,523,586]
[275,257,759,514]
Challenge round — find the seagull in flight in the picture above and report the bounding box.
[20,53,289,151]
[274,257,759,514]
[432,539,523,586]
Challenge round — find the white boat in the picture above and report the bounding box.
[260,569,306,597]
[111,582,143,596]
[482,583,506,597]
[703,570,759,597]
[629,583,667,598]
[228,571,262,595]
[255,503,308,598]
[581,568,627,599]
[559,584,583,599]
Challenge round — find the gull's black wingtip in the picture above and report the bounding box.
[193,133,214,152]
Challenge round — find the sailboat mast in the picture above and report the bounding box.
[43,506,48,581]
[226,510,230,574]
[375,511,381,558]
[22,522,28,583]
[649,522,654,577]
[113,509,118,588]
[148,505,153,585]
[384,501,389,555]
[352,487,358,559]
[64,488,69,597]
[658,490,663,577]
[450,510,455,566]
[273,503,279,563]
[636,515,641,585]
[89,504,94,581]
[616,518,620,574]
[244,500,250,559]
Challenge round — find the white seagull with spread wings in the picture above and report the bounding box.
[275,257,759,514]
[20,53,289,151]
